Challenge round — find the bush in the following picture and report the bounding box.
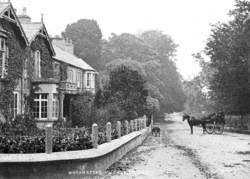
[70,92,95,127]
[0,135,45,153]
[0,114,40,136]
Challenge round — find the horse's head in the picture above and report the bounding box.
[182,113,190,121]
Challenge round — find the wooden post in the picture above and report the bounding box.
[45,126,52,154]
[125,120,129,135]
[106,122,111,142]
[58,93,64,122]
[117,121,121,138]
[130,120,134,132]
[134,119,138,131]
[92,123,98,148]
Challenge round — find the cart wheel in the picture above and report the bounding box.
[205,123,214,134]
[214,123,224,134]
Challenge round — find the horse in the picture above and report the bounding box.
[182,114,207,134]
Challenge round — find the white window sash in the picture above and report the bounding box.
[13,91,19,118]
[34,94,48,120]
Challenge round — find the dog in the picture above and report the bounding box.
[152,127,160,137]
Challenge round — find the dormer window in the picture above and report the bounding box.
[34,50,41,78]
[0,37,8,78]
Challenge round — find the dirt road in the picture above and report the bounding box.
[106,113,250,179]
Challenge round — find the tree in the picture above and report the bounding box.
[100,31,185,112]
[62,19,102,70]
[205,0,250,115]
[95,64,148,120]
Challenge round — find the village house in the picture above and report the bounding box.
[0,1,97,127]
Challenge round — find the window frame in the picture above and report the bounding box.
[68,70,73,82]
[87,72,91,87]
[33,94,48,120]
[34,50,41,78]
[0,37,8,78]
[13,91,19,118]
[76,71,82,88]
[52,94,59,119]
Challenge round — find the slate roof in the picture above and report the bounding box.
[53,43,95,71]
[21,22,42,42]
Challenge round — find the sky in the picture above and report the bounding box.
[10,0,236,80]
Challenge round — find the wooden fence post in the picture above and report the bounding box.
[130,120,134,132]
[92,123,98,148]
[144,115,147,128]
[45,126,53,154]
[117,121,121,138]
[125,120,129,135]
[134,119,138,131]
[106,122,111,142]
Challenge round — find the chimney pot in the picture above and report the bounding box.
[22,7,27,15]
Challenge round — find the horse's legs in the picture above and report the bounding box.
[202,123,206,134]
[190,125,193,134]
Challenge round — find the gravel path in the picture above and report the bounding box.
[105,113,250,179]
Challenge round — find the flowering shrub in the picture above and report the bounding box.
[52,128,93,152]
[98,132,106,144]
[53,134,92,152]
[0,135,45,153]
[111,129,118,140]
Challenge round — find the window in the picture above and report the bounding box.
[0,37,8,78]
[76,72,82,88]
[87,73,91,87]
[68,70,73,82]
[52,94,59,119]
[34,50,41,78]
[13,92,19,118]
[34,94,48,120]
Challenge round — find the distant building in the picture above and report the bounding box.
[0,2,97,127]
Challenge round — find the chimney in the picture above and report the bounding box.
[51,36,74,54]
[18,7,31,23]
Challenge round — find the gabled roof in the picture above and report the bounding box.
[0,2,8,13]
[53,43,95,71]
[0,2,29,45]
[21,22,42,42]
[20,21,56,56]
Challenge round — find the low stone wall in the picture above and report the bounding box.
[0,126,151,179]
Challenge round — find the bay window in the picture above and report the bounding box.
[52,94,59,119]
[34,94,48,120]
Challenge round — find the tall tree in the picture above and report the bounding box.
[62,19,102,70]
[101,31,185,112]
[205,0,250,114]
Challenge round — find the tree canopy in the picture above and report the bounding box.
[204,0,250,115]
[62,20,185,113]
[100,31,185,112]
[62,19,103,70]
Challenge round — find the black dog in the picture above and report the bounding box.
[152,127,160,137]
